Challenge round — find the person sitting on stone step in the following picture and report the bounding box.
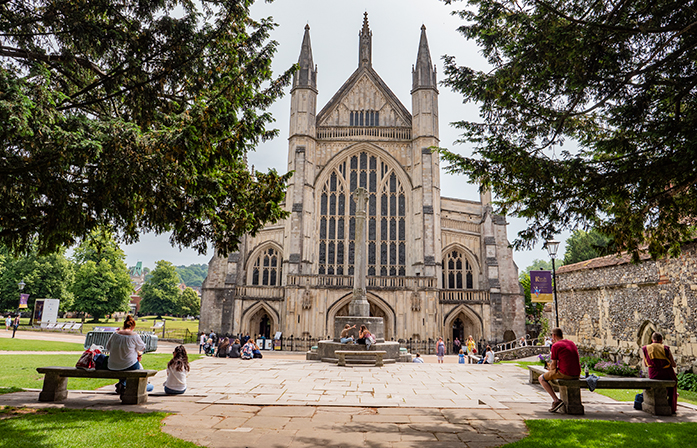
[340,324,356,344]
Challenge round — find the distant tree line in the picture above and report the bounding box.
[0,230,201,320]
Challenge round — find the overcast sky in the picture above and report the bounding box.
[122,0,569,272]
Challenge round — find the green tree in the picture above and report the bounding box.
[520,259,554,323]
[563,229,613,266]
[440,0,697,261]
[178,287,201,317]
[71,229,133,321]
[139,261,181,318]
[175,264,208,288]
[72,260,132,322]
[0,249,74,312]
[0,0,292,257]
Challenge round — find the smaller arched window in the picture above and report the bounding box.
[251,247,282,286]
[442,250,473,289]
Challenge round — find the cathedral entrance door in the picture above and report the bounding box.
[452,317,464,353]
[259,315,271,338]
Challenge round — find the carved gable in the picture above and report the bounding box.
[317,66,411,128]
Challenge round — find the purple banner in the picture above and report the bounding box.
[530,270,553,303]
[19,293,30,309]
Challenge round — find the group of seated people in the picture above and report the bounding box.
[213,337,263,359]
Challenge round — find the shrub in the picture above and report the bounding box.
[678,372,697,392]
[580,355,603,369]
[537,353,550,366]
[594,360,639,377]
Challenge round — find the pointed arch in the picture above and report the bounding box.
[443,304,484,342]
[325,291,396,339]
[246,242,283,286]
[441,244,480,290]
[637,320,657,347]
[240,301,280,336]
[315,144,412,277]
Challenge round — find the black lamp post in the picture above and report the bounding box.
[544,240,560,328]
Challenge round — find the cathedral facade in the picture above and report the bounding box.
[200,16,524,345]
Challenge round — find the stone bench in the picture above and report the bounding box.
[468,354,481,364]
[36,367,158,405]
[527,365,676,416]
[335,350,387,367]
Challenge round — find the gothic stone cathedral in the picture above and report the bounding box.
[200,16,524,345]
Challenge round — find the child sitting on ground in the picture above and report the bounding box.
[163,345,189,395]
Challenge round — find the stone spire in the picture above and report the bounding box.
[358,12,372,67]
[293,24,317,90]
[412,25,437,91]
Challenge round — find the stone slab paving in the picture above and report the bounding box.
[2,354,697,447]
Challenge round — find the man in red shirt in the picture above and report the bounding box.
[539,327,581,412]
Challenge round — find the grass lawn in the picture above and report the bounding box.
[505,360,697,406]
[0,339,85,352]
[0,408,198,448]
[505,419,697,447]
[0,353,203,391]
[14,316,199,332]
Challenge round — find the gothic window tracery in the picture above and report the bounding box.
[442,250,474,289]
[349,110,379,127]
[319,151,406,276]
[251,247,282,286]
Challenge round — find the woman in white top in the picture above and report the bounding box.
[163,345,189,394]
[106,315,146,395]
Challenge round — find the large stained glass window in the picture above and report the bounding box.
[318,151,406,276]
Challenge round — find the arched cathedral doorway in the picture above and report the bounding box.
[248,308,274,338]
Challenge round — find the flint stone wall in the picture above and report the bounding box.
[556,241,697,373]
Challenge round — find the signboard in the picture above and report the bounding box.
[32,299,60,326]
[530,270,553,303]
[19,293,29,309]
[274,339,282,351]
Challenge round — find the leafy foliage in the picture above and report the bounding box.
[139,261,181,318]
[175,264,208,288]
[579,355,603,370]
[178,287,200,317]
[563,229,613,265]
[0,248,73,312]
[678,371,697,392]
[0,0,293,257]
[594,360,639,377]
[71,230,133,320]
[440,0,697,261]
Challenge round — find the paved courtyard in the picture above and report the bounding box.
[2,331,697,447]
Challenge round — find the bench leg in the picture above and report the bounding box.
[559,386,584,415]
[39,373,68,402]
[121,378,148,405]
[375,354,384,367]
[642,387,672,416]
[337,354,346,367]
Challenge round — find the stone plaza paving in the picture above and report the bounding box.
[2,348,697,448]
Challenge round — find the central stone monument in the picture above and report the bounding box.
[312,188,406,364]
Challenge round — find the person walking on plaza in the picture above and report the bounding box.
[466,335,476,355]
[5,315,11,331]
[11,315,20,338]
[453,337,461,354]
[436,337,445,363]
[642,332,678,414]
[199,332,206,354]
[538,328,581,413]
